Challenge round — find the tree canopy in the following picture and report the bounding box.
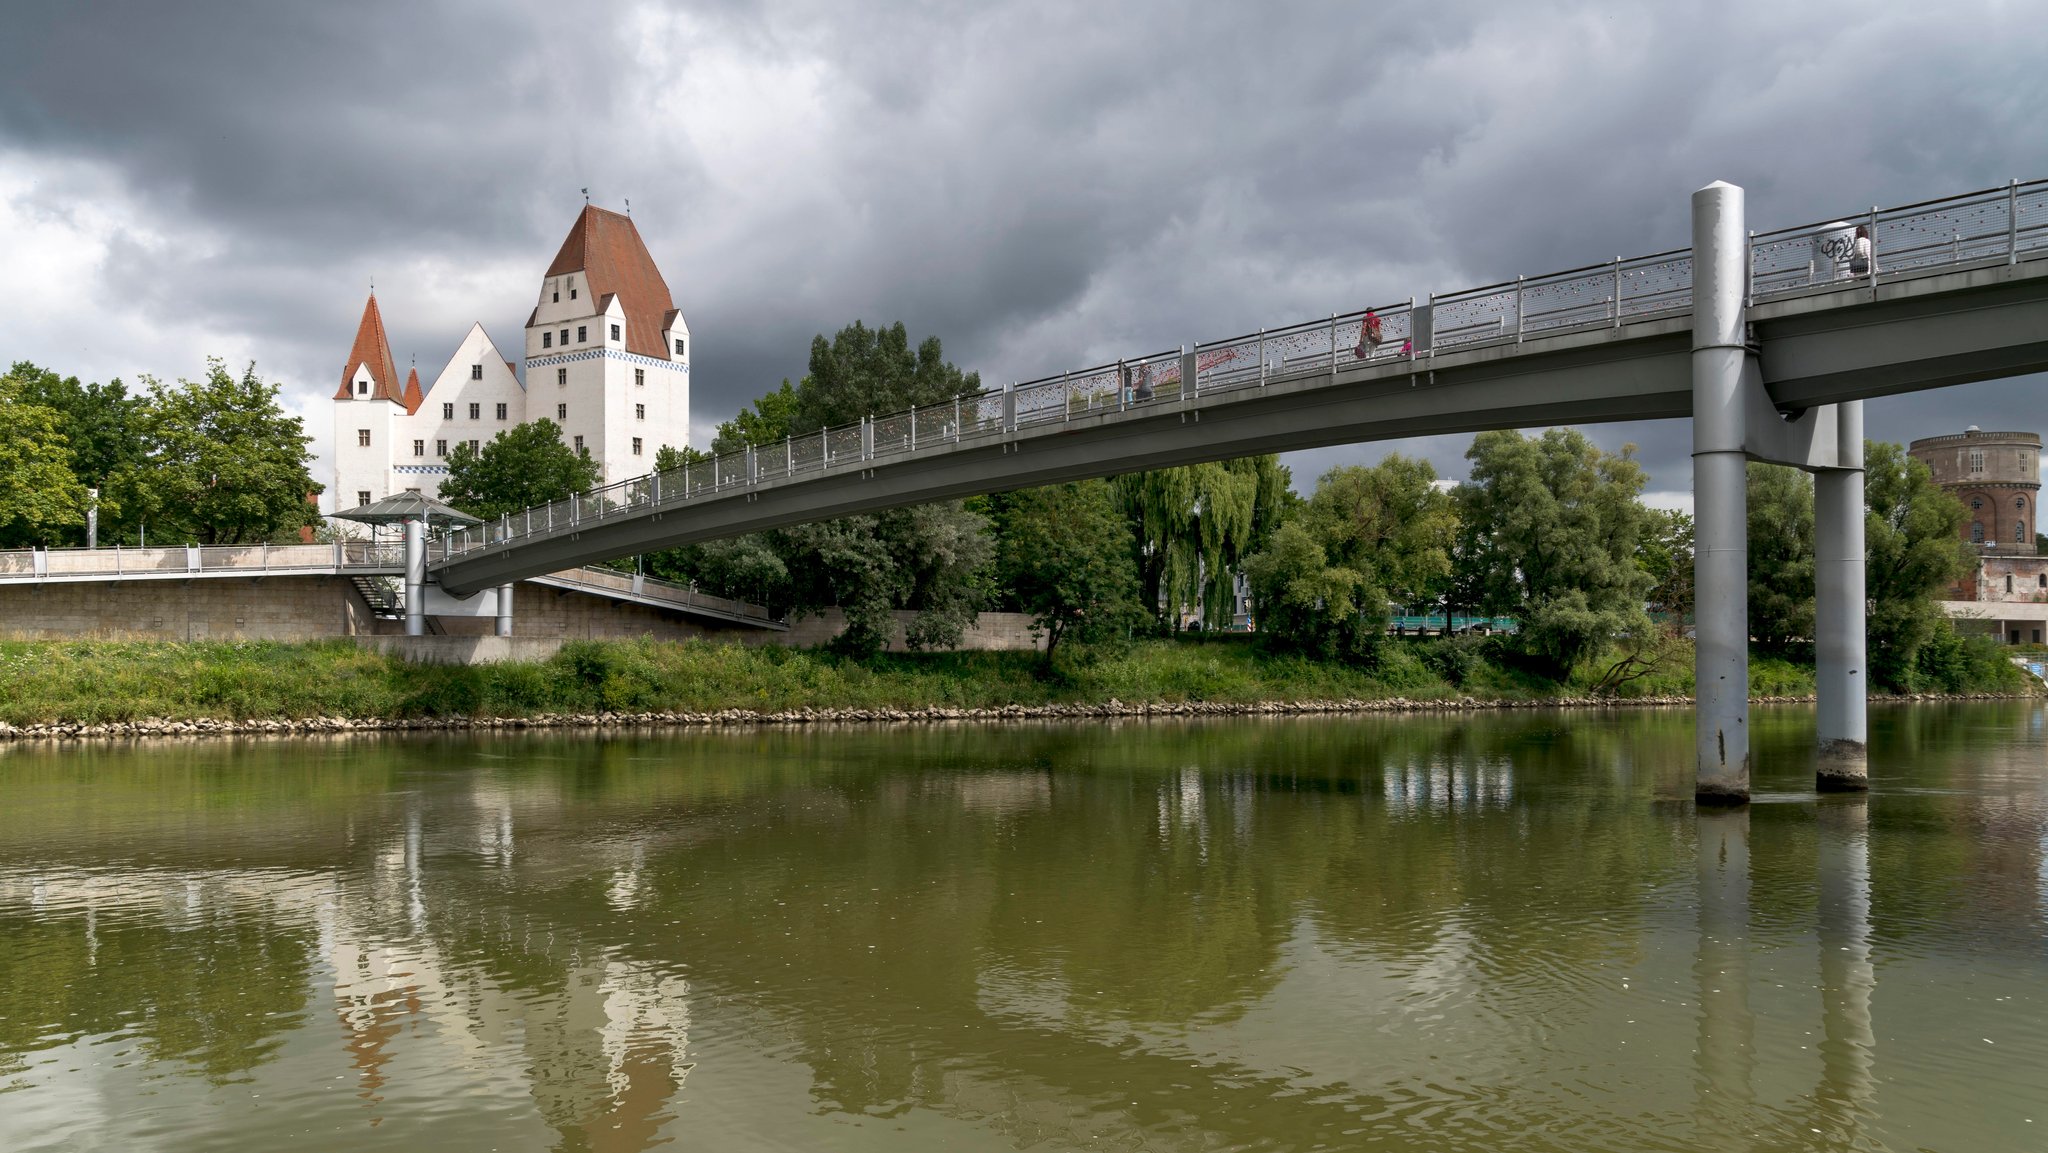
[0,367,90,546]
[1864,441,1975,690]
[1746,464,1816,654]
[1453,429,1655,676]
[109,360,323,546]
[994,480,1143,665]
[441,419,600,521]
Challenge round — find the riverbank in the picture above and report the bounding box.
[0,635,2032,737]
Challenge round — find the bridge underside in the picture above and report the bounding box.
[437,259,2048,595]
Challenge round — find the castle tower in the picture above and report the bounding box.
[524,206,691,484]
[332,293,405,511]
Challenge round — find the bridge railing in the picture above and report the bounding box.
[0,542,407,580]
[441,177,2048,563]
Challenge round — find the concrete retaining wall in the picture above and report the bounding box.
[0,576,1045,653]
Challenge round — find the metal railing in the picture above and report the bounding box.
[0,542,407,581]
[442,178,2048,561]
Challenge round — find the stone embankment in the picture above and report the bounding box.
[0,691,2031,742]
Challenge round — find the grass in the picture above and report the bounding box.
[0,632,2025,727]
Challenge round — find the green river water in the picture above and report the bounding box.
[1,703,2044,1151]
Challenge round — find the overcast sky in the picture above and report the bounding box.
[3,0,2045,511]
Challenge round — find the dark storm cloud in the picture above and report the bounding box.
[3,0,2046,496]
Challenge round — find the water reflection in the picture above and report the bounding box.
[0,706,2042,1150]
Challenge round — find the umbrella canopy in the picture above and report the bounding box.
[331,490,483,527]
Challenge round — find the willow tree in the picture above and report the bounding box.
[1114,455,1290,632]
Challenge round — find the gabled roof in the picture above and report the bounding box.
[334,293,402,402]
[545,205,676,360]
[401,367,424,414]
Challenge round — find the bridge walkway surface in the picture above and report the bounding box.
[431,179,2048,595]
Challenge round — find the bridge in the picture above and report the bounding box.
[415,177,2048,804]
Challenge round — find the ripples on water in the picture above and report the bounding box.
[0,703,2044,1151]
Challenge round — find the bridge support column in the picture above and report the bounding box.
[1814,401,1868,791]
[495,583,514,638]
[1693,180,1751,804]
[404,518,426,637]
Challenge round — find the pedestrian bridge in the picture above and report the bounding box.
[432,179,2048,596]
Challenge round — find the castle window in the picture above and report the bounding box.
[1970,449,1986,473]
[357,491,371,507]
[1972,497,1983,510]
[468,403,481,420]
[632,437,643,456]
[2020,522,2029,544]
[412,439,425,457]
[468,439,480,453]
[634,368,644,387]
[570,287,578,300]
[496,403,508,420]
[355,380,367,395]
[557,368,567,386]
[357,429,371,447]
[436,439,448,457]
[610,324,620,341]
[552,290,559,303]
[635,403,645,421]
[577,326,587,343]
[573,435,584,452]
[543,332,552,349]
[560,329,569,346]
[2040,574,2046,589]
[1972,521,1984,543]
[471,364,483,380]
[557,403,567,420]
[674,337,686,357]
[442,403,454,420]
[2008,574,2016,594]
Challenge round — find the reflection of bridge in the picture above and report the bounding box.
[422,178,2048,802]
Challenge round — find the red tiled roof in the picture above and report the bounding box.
[401,367,424,415]
[334,293,402,402]
[545,206,676,360]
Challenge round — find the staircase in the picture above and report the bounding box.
[350,575,405,619]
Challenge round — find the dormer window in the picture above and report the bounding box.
[543,332,552,349]
[610,324,620,341]
[471,364,483,380]
[674,337,686,357]
[355,380,367,395]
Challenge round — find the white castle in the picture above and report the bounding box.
[329,205,691,514]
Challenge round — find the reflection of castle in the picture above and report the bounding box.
[1908,428,2048,645]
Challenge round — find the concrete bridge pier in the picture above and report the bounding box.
[1692,181,1753,804]
[495,583,514,638]
[1814,403,1869,791]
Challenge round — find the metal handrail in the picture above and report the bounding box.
[441,177,2048,560]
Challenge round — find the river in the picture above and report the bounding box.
[1,703,2044,1151]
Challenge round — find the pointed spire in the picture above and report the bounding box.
[401,365,425,415]
[334,292,402,402]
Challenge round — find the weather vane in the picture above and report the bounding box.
[581,187,590,203]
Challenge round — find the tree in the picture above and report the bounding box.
[1864,440,1974,690]
[109,360,322,545]
[1303,455,1455,612]
[709,380,800,454]
[1747,464,1815,653]
[1640,509,1695,622]
[994,481,1143,666]
[793,320,980,432]
[1243,522,1374,662]
[0,367,90,546]
[1453,429,1655,676]
[773,502,992,657]
[440,419,601,522]
[1115,456,1290,632]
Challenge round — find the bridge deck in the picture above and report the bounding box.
[422,180,2048,594]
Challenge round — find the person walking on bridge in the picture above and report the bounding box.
[1850,224,1873,276]
[1355,309,1384,358]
